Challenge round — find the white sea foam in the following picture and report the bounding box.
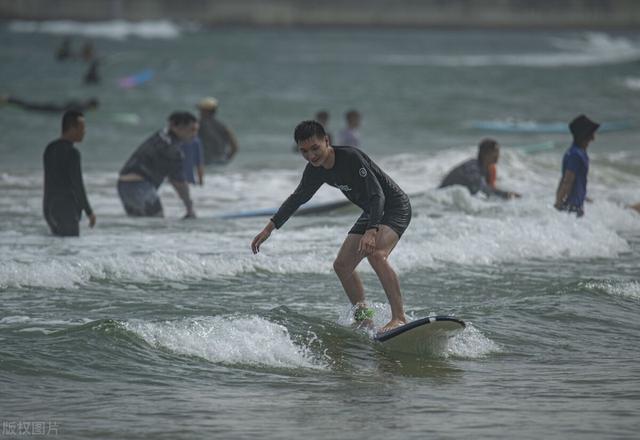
[1,147,639,288]
[446,323,501,358]
[623,77,640,91]
[8,20,184,40]
[375,33,640,67]
[123,316,326,369]
[585,281,640,300]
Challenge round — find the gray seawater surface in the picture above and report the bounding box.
[1,23,640,439]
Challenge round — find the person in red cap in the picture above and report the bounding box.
[554,114,600,217]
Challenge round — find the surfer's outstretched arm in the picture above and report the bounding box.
[251,220,275,254]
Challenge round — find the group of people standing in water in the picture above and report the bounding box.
[42,105,614,332]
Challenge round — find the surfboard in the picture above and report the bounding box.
[217,198,353,219]
[118,69,155,89]
[374,316,465,355]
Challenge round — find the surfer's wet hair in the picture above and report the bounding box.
[478,138,499,161]
[168,111,197,127]
[294,120,327,144]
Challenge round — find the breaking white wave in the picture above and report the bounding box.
[8,20,184,40]
[124,315,326,369]
[376,33,640,67]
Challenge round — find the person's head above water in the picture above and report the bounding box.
[477,138,500,167]
[61,110,86,143]
[569,114,599,148]
[168,111,198,141]
[294,120,333,168]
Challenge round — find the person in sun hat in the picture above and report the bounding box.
[554,114,600,217]
[196,97,239,165]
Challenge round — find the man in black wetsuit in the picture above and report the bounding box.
[43,110,96,236]
[251,120,411,333]
[117,111,197,218]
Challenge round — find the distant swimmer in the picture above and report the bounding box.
[337,109,362,148]
[117,112,198,218]
[43,110,96,237]
[196,97,239,165]
[1,95,99,113]
[554,114,600,217]
[251,120,411,333]
[440,138,521,199]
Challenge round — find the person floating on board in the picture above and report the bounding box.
[251,120,411,333]
[1,95,99,113]
[439,138,521,199]
[196,97,239,165]
[117,111,198,218]
[554,114,600,217]
[43,110,96,236]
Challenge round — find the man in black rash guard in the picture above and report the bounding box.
[251,120,412,333]
[43,110,96,236]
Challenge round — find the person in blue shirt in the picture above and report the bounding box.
[554,114,600,217]
[180,137,204,186]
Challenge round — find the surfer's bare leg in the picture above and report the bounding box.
[367,225,406,332]
[333,234,367,307]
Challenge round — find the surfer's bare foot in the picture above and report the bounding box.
[379,318,406,334]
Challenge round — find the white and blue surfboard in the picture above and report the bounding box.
[374,316,465,355]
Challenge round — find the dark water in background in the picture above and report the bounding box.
[1,22,640,439]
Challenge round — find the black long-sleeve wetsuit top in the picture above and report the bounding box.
[43,139,93,216]
[271,146,406,229]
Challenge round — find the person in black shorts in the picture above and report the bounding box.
[43,110,96,236]
[251,120,411,333]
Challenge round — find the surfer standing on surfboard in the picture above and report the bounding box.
[251,120,411,333]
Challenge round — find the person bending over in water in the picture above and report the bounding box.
[440,138,521,199]
[251,120,412,333]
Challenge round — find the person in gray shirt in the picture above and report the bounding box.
[118,112,198,218]
[440,138,520,199]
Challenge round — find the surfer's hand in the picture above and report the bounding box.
[358,229,377,255]
[251,222,275,254]
[88,213,97,228]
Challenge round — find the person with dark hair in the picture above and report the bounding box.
[251,120,412,333]
[1,95,99,113]
[439,138,520,199]
[117,111,198,218]
[43,110,96,236]
[554,114,600,217]
[196,97,239,164]
[337,109,362,147]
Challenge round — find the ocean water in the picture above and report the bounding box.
[1,21,640,439]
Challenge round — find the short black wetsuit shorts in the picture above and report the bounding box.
[349,193,412,238]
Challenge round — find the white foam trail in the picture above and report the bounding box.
[585,281,640,300]
[623,77,640,91]
[446,323,501,358]
[8,20,183,40]
[123,316,326,369]
[375,33,640,67]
